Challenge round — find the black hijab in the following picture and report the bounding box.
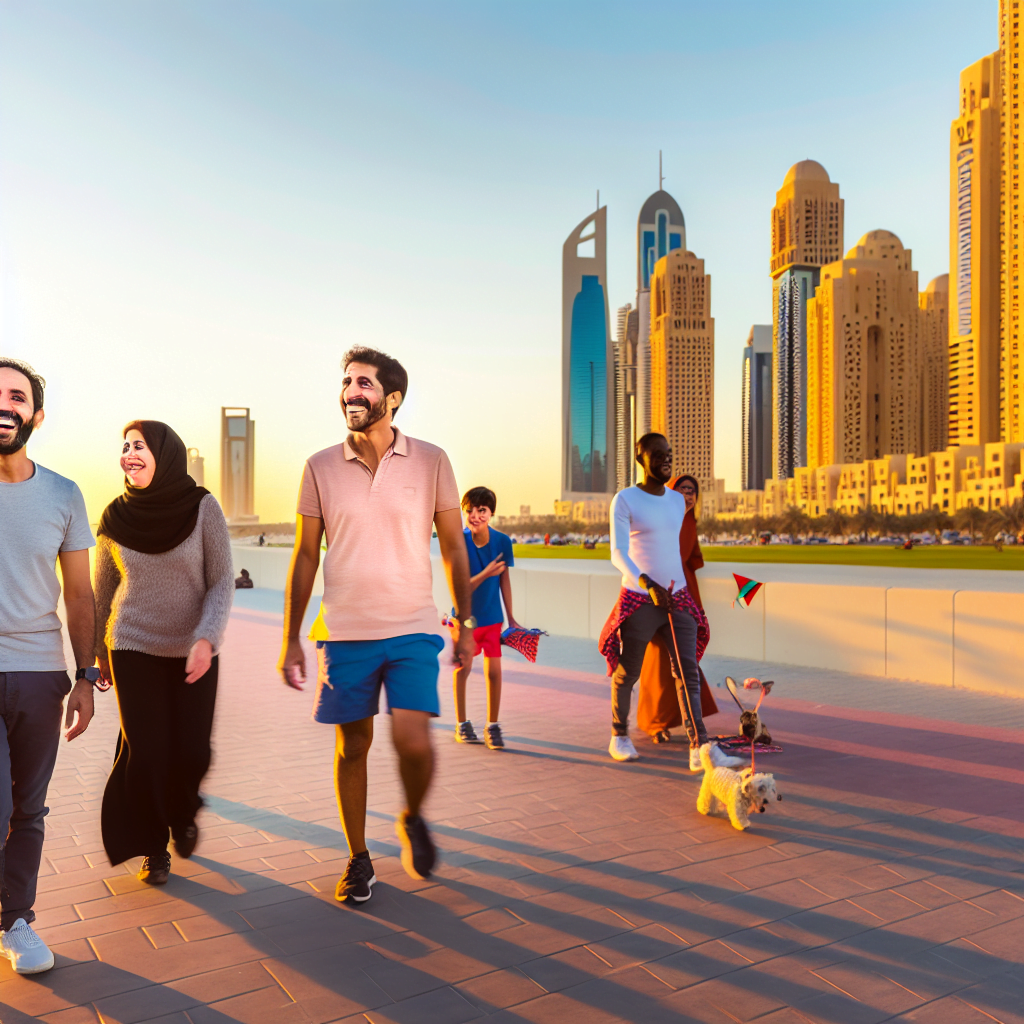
[98,420,210,554]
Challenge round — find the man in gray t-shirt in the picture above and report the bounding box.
[0,359,97,975]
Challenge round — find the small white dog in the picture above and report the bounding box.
[696,743,781,831]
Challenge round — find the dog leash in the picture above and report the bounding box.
[664,582,700,754]
[749,684,769,773]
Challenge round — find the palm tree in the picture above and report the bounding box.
[982,500,1024,544]
[779,505,810,540]
[954,504,987,543]
[701,515,722,544]
[823,508,849,541]
[852,507,879,542]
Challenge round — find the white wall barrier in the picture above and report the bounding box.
[232,546,1023,696]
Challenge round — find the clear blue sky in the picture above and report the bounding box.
[0,0,998,521]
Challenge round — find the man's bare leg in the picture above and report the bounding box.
[334,717,374,855]
[391,708,433,817]
[484,657,502,722]
[452,660,473,723]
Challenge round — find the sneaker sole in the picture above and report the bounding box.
[338,873,377,903]
[395,824,435,880]
[13,954,54,974]
[454,736,482,744]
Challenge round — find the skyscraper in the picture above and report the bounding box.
[635,190,686,439]
[949,51,1001,447]
[806,231,922,467]
[1001,2,1023,441]
[562,207,614,500]
[649,248,714,488]
[613,302,639,491]
[770,161,844,480]
[920,275,950,455]
[221,407,257,523]
[741,325,773,491]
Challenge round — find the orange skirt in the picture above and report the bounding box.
[636,634,718,734]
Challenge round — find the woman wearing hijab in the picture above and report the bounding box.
[636,474,719,743]
[94,421,233,884]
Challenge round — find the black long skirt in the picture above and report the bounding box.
[101,649,218,866]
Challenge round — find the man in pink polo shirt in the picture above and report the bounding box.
[278,347,474,904]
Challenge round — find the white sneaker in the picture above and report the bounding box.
[689,746,702,772]
[608,735,639,761]
[708,744,746,770]
[1,919,54,974]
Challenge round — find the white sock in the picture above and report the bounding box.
[487,721,499,727]
[458,720,469,726]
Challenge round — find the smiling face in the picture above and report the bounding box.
[341,361,400,432]
[0,367,44,456]
[465,504,493,532]
[121,429,156,489]
[674,477,698,511]
[639,435,673,485]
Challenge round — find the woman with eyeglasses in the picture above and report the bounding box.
[636,474,718,743]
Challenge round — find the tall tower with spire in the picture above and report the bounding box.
[635,159,686,442]
[769,160,844,481]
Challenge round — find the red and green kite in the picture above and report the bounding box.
[732,573,763,608]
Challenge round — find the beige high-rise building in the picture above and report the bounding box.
[920,274,950,455]
[806,231,922,468]
[649,249,714,487]
[769,160,844,480]
[949,51,1001,447]
[1001,3,1023,440]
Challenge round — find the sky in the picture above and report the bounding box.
[0,0,1000,523]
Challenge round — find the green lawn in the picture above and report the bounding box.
[513,544,612,560]
[514,542,1024,570]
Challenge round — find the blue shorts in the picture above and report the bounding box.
[312,633,444,725]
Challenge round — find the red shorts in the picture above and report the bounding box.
[472,622,502,658]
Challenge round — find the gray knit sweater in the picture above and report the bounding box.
[94,494,234,658]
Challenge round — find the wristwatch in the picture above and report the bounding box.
[462,616,478,630]
[75,667,101,684]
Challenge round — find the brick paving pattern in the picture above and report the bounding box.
[2,603,1023,1023]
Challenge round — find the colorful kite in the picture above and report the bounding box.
[732,573,764,608]
[500,626,548,663]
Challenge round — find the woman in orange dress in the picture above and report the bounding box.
[636,474,718,742]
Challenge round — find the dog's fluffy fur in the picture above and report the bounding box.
[696,743,781,830]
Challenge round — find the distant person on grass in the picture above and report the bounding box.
[0,359,96,975]
[452,486,520,750]
[278,347,473,904]
[599,433,744,771]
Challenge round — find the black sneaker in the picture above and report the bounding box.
[455,721,481,743]
[335,851,376,903]
[484,723,505,750]
[138,851,171,886]
[395,812,437,880]
[172,822,199,859]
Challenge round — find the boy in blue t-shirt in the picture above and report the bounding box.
[453,486,519,750]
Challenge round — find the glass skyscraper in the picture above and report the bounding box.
[562,207,614,499]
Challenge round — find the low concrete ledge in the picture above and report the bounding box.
[231,545,1024,698]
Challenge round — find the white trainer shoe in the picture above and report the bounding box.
[608,735,639,761]
[1,918,54,974]
[690,743,747,772]
[709,743,746,770]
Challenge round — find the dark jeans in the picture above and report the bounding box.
[102,650,218,866]
[0,671,71,929]
[611,603,707,746]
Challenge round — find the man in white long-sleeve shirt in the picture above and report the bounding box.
[607,433,744,771]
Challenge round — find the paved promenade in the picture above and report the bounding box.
[4,602,1024,1023]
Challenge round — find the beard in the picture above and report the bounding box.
[344,395,388,431]
[0,412,34,456]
